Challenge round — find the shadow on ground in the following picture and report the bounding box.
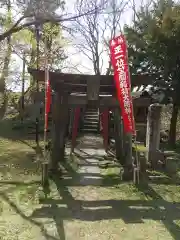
[1,123,180,239]
[1,173,180,240]
[0,190,60,240]
[30,153,180,240]
[30,172,180,240]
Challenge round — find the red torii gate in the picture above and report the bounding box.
[28,68,154,178]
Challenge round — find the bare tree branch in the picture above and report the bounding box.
[0,2,107,42]
[71,0,128,75]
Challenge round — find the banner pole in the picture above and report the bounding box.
[124,36,140,183]
[110,34,139,181]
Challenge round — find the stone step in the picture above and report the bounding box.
[81,128,98,133]
[81,124,98,128]
[83,119,99,123]
[81,129,98,133]
[84,118,99,121]
[84,114,99,118]
[83,124,98,128]
[83,119,99,124]
[85,109,98,112]
[82,122,98,126]
[83,120,99,124]
[85,110,98,112]
[81,107,99,133]
[83,125,98,129]
[83,117,98,121]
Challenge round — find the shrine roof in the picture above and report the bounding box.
[28,68,156,87]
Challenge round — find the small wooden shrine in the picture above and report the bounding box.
[28,68,156,177]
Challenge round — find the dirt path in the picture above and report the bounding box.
[0,135,180,240]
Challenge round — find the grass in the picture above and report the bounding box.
[0,119,180,239]
[99,158,180,239]
[132,143,147,152]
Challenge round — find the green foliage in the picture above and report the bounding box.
[7,91,21,107]
[0,0,67,121]
[41,22,67,70]
[43,22,60,38]
[125,0,180,103]
[13,28,37,50]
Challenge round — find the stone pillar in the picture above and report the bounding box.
[146,104,162,169]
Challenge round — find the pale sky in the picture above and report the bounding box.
[6,0,142,91]
[63,0,137,75]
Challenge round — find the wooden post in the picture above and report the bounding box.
[65,108,70,138]
[68,108,74,138]
[123,132,133,179]
[100,108,109,152]
[50,92,69,172]
[146,104,162,169]
[114,107,124,163]
[71,107,81,153]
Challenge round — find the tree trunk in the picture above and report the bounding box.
[0,36,11,120]
[29,48,36,86]
[0,0,13,120]
[169,104,178,147]
[17,48,36,113]
[20,53,26,122]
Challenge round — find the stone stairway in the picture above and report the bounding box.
[81,107,99,133]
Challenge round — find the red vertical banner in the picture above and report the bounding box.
[110,35,135,135]
[45,79,51,131]
[71,107,81,153]
[100,110,109,152]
